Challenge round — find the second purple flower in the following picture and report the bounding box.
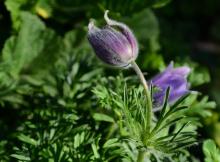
[150,62,191,108]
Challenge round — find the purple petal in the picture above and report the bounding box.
[151,62,191,107]
[169,89,189,103]
[104,10,138,59]
[171,66,191,78]
[151,62,174,83]
[88,22,133,67]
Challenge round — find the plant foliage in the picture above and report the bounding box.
[0,0,218,161]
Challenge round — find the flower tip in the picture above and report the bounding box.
[184,66,191,74]
[176,66,191,77]
[169,61,174,68]
[104,10,112,25]
[104,10,117,26]
[88,20,95,31]
[105,10,109,15]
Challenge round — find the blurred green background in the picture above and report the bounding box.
[0,0,220,161]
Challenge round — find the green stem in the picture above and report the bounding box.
[105,123,117,139]
[131,61,152,134]
[137,150,145,162]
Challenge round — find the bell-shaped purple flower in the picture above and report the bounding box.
[151,62,191,107]
[88,10,138,67]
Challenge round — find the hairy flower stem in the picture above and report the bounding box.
[137,151,145,162]
[131,61,152,162]
[131,61,152,134]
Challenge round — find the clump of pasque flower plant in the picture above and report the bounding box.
[88,11,196,162]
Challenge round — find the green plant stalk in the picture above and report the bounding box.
[131,61,152,134]
[131,61,153,162]
[105,122,117,139]
[137,150,145,162]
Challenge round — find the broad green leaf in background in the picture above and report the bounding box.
[5,0,36,29]
[189,66,211,87]
[2,12,61,78]
[185,94,216,118]
[203,139,220,162]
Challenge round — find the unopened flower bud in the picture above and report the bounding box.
[88,10,138,67]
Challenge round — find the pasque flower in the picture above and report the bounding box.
[88,10,138,67]
[151,62,191,107]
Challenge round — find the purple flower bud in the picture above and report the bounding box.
[88,10,138,67]
[151,62,191,107]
